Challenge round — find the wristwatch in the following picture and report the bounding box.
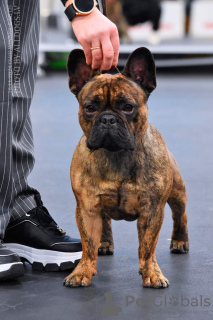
[61,0,98,22]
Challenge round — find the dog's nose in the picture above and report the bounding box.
[100,114,117,125]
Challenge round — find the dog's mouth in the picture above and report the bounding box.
[97,135,120,152]
[87,135,132,153]
[87,126,136,153]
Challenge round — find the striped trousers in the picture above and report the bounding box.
[0,0,40,238]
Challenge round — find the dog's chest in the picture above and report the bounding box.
[97,182,149,221]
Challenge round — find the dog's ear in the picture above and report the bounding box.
[123,47,156,95]
[67,49,100,96]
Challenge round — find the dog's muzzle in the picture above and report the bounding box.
[87,111,136,152]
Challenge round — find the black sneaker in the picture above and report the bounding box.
[0,240,24,281]
[4,193,82,272]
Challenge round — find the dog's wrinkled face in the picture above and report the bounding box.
[67,47,156,152]
[78,74,142,152]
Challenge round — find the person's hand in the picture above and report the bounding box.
[65,5,119,71]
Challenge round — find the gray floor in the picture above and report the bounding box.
[1,71,213,320]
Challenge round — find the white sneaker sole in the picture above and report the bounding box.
[0,262,24,280]
[0,262,23,272]
[6,243,82,271]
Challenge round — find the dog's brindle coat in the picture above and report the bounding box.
[64,48,189,288]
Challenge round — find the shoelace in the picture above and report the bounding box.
[31,206,66,235]
[28,193,66,235]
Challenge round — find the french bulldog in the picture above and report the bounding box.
[64,47,189,288]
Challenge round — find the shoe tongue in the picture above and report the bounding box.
[31,203,66,235]
[36,206,57,226]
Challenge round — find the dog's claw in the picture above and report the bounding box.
[64,280,69,287]
[98,242,114,256]
[142,273,169,289]
[170,240,189,254]
[63,278,73,287]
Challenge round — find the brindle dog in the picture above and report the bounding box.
[64,47,189,288]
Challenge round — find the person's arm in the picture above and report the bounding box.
[64,1,119,71]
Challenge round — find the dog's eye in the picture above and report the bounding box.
[122,104,134,114]
[85,105,97,115]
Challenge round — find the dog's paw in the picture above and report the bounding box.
[170,240,189,254]
[98,242,114,255]
[63,271,93,287]
[142,274,169,289]
[63,263,96,288]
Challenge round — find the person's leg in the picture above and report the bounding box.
[122,0,150,26]
[0,0,25,280]
[147,0,161,45]
[9,0,39,220]
[0,0,14,239]
[150,0,161,31]
[4,0,82,272]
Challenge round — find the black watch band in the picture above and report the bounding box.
[64,5,77,22]
[61,0,99,22]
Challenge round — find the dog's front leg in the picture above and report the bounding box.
[137,207,169,288]
[64,205,102,287]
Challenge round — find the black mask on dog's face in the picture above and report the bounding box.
[67,47,156,152]
[86,109,136,152]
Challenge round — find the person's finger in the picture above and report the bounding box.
[100,37,114,71]
[83,43,92,66]
[110,27,120,67]
[91,44,102,70]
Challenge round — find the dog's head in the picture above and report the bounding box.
[67,47,156,152]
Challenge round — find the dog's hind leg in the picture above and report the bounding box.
[98,211,114,255]
[167,154,189,254]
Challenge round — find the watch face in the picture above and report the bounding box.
[74,0,95,13]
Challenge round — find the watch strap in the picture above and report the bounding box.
[64,4,77,22]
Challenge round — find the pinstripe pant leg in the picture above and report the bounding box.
[0,0,14,238]
[10,0,40,221]
[0,0,40,238]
